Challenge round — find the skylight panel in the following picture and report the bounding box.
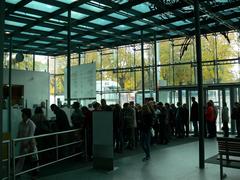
[90,18,112,26]
[25,1,60,13]
[56,0,78,4]
[132,4,151,13]
[79,4,104,13]
[82,35,97,39]
[31,26,54,32]
[5,20,26,27]
[61,11,89,20]
[6,0,21,4]
[59,31,77,36]
[108,13,128,20]
[113,25,132,31]
[132,20,147,26]
[15,11,42,19]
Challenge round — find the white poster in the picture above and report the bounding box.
[64,62,96,99]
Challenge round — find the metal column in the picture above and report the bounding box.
[178,90,182,104]
[67,9,71,106]
[78,48,81,65]
[33,53,35,71]
[154,36,159,102]
[194,0,205,169]
[141,30,145,105]
[8,36,12,135]
[100,50,103,99]
[0,1,5,179]
[134,46,137,91]
[230,87,236,134]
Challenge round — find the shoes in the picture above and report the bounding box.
[142,156,150,161]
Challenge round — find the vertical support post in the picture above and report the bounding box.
[154,35,159,102]
[115,48,120,104]
[134,45,137,91]
[8,36,12,135]
[33,52,35,71]
[0,1,4,179]
[178,89,182,104]
[54,57,56,104]
[214,34,219,83]
[116,48,119,92]
[141,30,145,105]
[67,9,71,106]
[100,50,103,100]
[171,40,175,85]
[186,90,189,109]
[230,87,236,134]
[194,0,205,169]
[78,48,81,65]
[47,56,49,73]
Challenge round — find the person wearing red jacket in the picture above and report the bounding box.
[205,101,216,138]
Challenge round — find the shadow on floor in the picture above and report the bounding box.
[39,136,198,178]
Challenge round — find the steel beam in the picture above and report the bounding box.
[0,1,5,179]
[141,30,145,105]
[194,0,205,169]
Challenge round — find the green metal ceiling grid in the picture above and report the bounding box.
[3,0,240,56]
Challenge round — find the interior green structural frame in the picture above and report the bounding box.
[3,0,240,56]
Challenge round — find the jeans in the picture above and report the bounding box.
[141,130,151,158]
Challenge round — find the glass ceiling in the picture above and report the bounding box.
[4,0,240,56]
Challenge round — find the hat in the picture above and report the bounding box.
[21,108,32,118]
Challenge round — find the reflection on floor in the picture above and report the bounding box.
[29,137,240,180]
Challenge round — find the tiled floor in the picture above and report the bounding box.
[39,138,240,180]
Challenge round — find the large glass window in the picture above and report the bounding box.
[13,54,33,70]
[35,55,48,72]
[55,56,66,74]
[173,64,194,86]
[201,34,215,61]
[55,75,64,95]
[218,64,240,83]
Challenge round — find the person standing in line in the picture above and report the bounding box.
[231,102,240,138]
[176,102,184,138]
[16,108,38,179]
[81,106,93,160]
[32,107,52,164]
[50,104,70,157]
[122,103,135,150]
[190,97,199,137]
[140,104,153,161]
[130,101,138,147]
[50,104,70,131]
[113,104,124,153]
[71,102,85,129]
[222,102,229,137]
[205,101,215,138]
[182,103,189,137]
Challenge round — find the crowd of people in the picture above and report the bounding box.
[15,98,240,179]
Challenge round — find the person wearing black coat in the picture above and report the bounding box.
[190,97,199,137]
[182,104,189,137]
[140,104,153,161]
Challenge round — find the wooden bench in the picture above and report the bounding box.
[217,137,240,180]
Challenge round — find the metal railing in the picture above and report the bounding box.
[2,140,11,180]
[11,128,85,180]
